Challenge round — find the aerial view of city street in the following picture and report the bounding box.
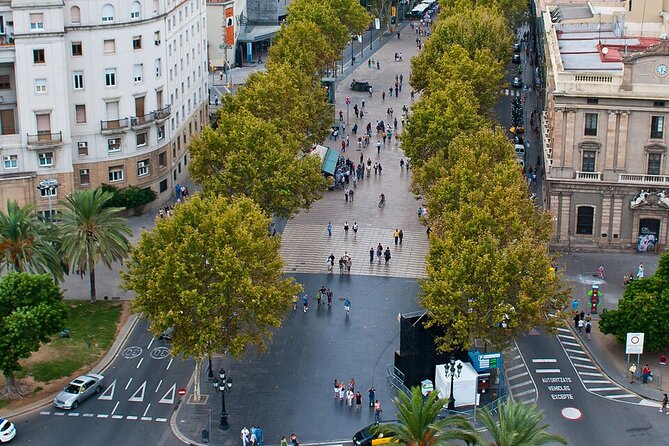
[0,0,669,445]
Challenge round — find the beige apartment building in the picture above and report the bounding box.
[541,0,669,251]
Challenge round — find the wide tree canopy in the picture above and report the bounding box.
[189,110,327,219]
[122,195,302,398]
[269,21,337,77]
[0,272,67,398]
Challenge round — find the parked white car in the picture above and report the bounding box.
[0,419,16,443]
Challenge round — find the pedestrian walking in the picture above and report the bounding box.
[326,253,335,273]
[397,31,401,39]
[377,60,380,70]
[637,262,645,279]
[584,321,592,339]
[369,247,375,263]
[660,393,668,413]
[382,91,386,101]
[374,400,382,421]
[281,437,288,446]
[344,221,349,235]
[353,222,358,236]
[399,229,404,245]
[629,363,637,383]
[642,364,652,384]
[347,389,354,407]
[577,318,584,334]
[339,383,346,400]
[376,244,383,263]
[290,434,299,446]
[377,140,381,153]
[384,247,391,265]
[302,293,309,313]
[327,288,333,306]
[394,229,399,245]
[368,386,376,407]
[378,163,383,175]
[346,256,352,273]
[241,427,250,446]
[571,298,579,311]
[573,313,580,331]
[355,391,362,411]
[400,73,403,84]
[344,297,351,315]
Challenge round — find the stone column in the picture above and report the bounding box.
[616,112,630,169]
[612,197,623,239]
[601,195,612,237]
[553,108,565,167]
[604,112,618,169]
[559,194,571,241]
[563,110,576,168]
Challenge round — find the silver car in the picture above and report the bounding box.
[53,373,104,410]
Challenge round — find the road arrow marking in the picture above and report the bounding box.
[159,383,176,404]
[99,379,116,400]
[129,381,147,402]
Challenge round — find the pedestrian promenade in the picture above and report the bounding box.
[280,26,428,279]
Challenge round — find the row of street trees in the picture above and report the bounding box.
[404,1,569,353]
[123,0,371,400]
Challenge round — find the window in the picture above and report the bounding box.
[104,39,116,54]
[159,179,168,192]
[71,42,83,56]
[33,49,45,64]
[581,151,596,172]
[136,132,147,147]
[648,153,662,175]
[34,79,47,94]
[102,4,115,23]
[79,168,90,185]
[108,166,124,182]
[70,6,81,24]
[155,58,162,77]
[3,155,17,169]
[38,151,53,167]
[104,68,116,87]
[0,75,10,89]
[654,101,666,107]
[39,186,57,198]
[133,64,143,83]
[75,105,86,123]
[157,125,165,140]
[584,113,598,136]
[159,151,167,167]
[587,98,599,104]
[108,138,121,152]
[137,159,149,176]
[78,141,88,156]
[132,36,142,50]
[131,1,142,19]
[39,210,56,221]
[651,116,664,139]
[73,71,84,90]
[30,13,44,30]
[154,31,161,46]
[576,206,594,235]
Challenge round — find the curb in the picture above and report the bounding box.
[170,365,208,446]
[562,320,661,403]
[1,313,141,420]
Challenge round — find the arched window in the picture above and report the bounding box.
[101,4,115,23]
[130,1,142,19]
[70,6,81,24]
[576,206,595,235]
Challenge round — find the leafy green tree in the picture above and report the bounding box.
[600,252,669,351]
[368,0,394,33]
[0,201,63,280]
[400,81,488,169]
[122,195,302,400]
[0,272,67,399]
[269,21,337,77]
[477,401,567,446]
[221,64,332,148]
[58,189,132,302]
[189,110,327,219]
[375,386,481,446]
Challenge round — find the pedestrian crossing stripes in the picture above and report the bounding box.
[503,343,537,404]
[501,89,522,97]
[39,411,168,423]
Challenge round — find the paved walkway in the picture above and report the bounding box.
[280,26,428,279]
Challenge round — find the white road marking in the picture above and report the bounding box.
[511,355,521,361]
[141,416,153,421]
[510,380,534,389]
[99,379,116,400]
[583,380,610,384]
[588,387,621,392]
[147,337,154,349]
[68,412,80,417]
[159,383,176,404]
[607,394,639,399]
[557,327,570,332]
[112,415,124,419]
[579,372,603,377]
[129,381,147,402]
[639,399,661,407]
[565,348,583,354]
[573,363,598,370]
[39,411,51,416]
[83,413,95,417]
[514,389,536,397]
[143,403,152,417]
[570,356,592,362]
[124,378,133,391]
[97,414,109,418]
[155,417,168,422]
[532,359,557,363]
[155,379,163,393]
[136,357,144,369]
[166,358,174,370]
[126,415,138,420]
[558,334,575,340]
[54,412,65,416]
[561,341,581,347]
[111,401,120,416]
[506,364,525,372]
[508,371,529,380]
[535,368,561,373]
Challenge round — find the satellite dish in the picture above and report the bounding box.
[602,47,609,54]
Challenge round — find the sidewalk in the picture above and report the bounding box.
[560,251,668,401]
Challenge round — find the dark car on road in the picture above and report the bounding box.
[353,421,398,446]
[350,79,371,92]
[511,76,523,88]
[512,54,521,64]
[513,42,521,53]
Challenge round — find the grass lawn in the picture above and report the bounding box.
[19,301,124,383]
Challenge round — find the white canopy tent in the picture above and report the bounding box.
[434,361,480,407]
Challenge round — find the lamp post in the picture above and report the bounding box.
[37,179,59,224]
[446,356,462,410]
[213,368,232,430]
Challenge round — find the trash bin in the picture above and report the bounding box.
[202,429,210,443]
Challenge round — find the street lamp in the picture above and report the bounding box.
[213,368,233,430]
[446,356,462,410]
[37,179,59,224]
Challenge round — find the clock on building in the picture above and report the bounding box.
[656,63,668,76]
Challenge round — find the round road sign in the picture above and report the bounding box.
[177,388,187,396]
[660,355,667,365]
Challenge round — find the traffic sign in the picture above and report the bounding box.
[177,387,187,396]
[660,355,667,365]
[625,332,645,354]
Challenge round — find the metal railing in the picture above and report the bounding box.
[386,364,410,397]
[101,118,129,131]
[131,113,155,128]
[153,105,171,120]
[27,131,62,144]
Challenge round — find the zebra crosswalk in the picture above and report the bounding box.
[501,89,522,97]
[503,343,537,404]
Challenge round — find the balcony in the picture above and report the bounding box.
[575,171,601,181]
[27,131,62,147]
[153,105,171,122]
[101,118,129,133]
[619,174,669,185]
[130,113,154,129]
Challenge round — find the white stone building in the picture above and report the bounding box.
[0,0,209,217]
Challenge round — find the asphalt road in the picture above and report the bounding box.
[13,319,193,446]
[517,331,669,445]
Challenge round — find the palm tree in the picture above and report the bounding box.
[58,189,132,301]
[0,200,63,280]
[477,401,567,446]
[375,386,482,446]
